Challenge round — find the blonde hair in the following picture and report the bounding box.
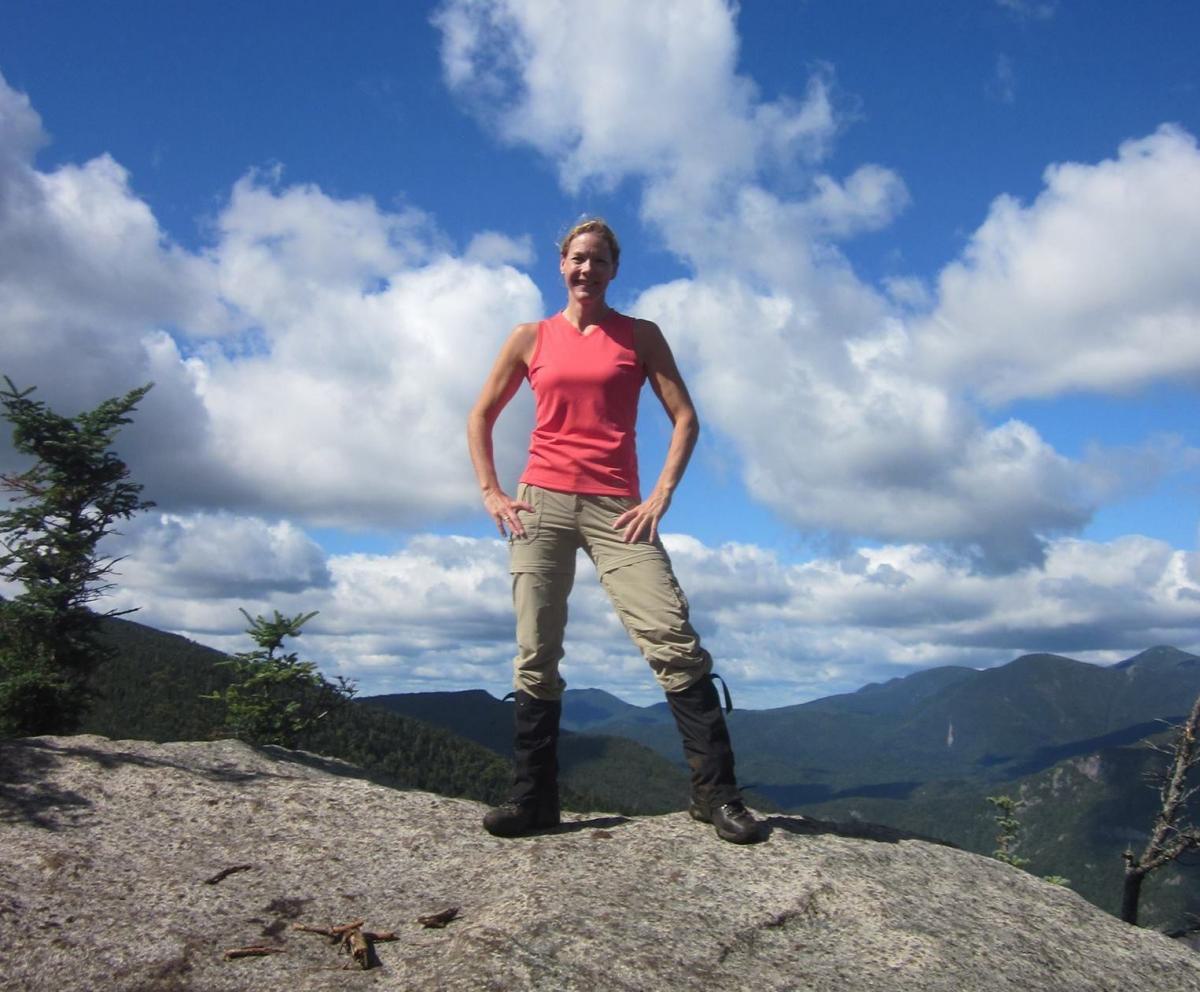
[558,217,620,266]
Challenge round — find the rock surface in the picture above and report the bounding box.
[2,735,1198,992]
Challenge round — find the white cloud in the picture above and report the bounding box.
[918,126,1200,403]
[802,164,911,238]
[883,276,932,310]
[465,230,535,267]
[0,72,225,412]
[436,0,839,210]
[110,512,332,602]
[197,173,542,525]
[637,278,1127,570]
[0,72,542,529]
[101,513,1200,708]
[0,73,44,166]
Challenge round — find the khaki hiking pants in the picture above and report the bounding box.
[507,483,713,700]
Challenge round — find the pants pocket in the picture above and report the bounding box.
[509,482,542,544]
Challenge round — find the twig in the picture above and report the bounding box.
[344,927,370,970]
[223,945,285,960]
[294,918,398,970]
[292,922,336,937]
[292,918,366,939]
[416,906,460,929]
[204,864,254,885]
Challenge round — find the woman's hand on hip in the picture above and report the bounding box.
[483,487,534,539]
[613,487,672,544]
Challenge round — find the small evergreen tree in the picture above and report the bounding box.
[987,794,1030,869]
[207,609,356,748]
[985,794,1071,886]
[0,378,154,736]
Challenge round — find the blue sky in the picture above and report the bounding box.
[2,0,1199,707]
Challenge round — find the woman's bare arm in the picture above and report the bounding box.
[613,319,700,543]
[467,322,538,537]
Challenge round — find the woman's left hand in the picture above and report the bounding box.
[613,487,672,544]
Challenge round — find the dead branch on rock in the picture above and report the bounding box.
[416,906,460,929]
[293,918,394,971]
[344,926,370,970]
[223,945,285,960]
[204,864,254,885]
[292,917,366,939]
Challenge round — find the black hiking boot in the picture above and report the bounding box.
[667,673,764,845]
[483,795,561,837]
[483,690,561,838]
[689,795,763,845]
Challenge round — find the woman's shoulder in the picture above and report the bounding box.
[627,315,663,334]
[502,321,539,344]
[495,321,541,367]
[626,316,667,355]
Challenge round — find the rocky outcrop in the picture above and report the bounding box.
[2,735,1198,992]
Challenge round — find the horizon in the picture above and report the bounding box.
[329,643,1200,708]
[2,1,1199,709]
[115,611,1193,713]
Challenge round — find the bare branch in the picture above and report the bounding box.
[223,946,284,960]
[1123,691,1200,924]
[204,864,254,885]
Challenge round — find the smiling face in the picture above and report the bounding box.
[560,231,617,306]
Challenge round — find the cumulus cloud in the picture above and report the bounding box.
[436,0,840,212]
[0,71,541,529]
[101,513,1200,707]
[465,230,535,267]
[194,172,542,525]
[802,165,912,238]
[637,275,1134,571]
[0,72,225,412]
[111,512,332,602]
[917,126,1200,403]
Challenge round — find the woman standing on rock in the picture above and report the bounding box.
[467,218,762,844]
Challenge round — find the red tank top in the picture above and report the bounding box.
[520,311,645,498]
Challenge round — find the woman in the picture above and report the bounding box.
[467,218,761,844]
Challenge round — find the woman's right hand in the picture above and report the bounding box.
[483,487,534,539]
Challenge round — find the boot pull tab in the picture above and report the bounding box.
[710,673,734,714]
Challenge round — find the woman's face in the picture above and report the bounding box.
[560,232,617,305]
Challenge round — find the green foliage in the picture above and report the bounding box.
[84,616,234,742]
[0,378,154,737]
[986,794,1030,868]
[299,704,511,804]
[205,609,356,748]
